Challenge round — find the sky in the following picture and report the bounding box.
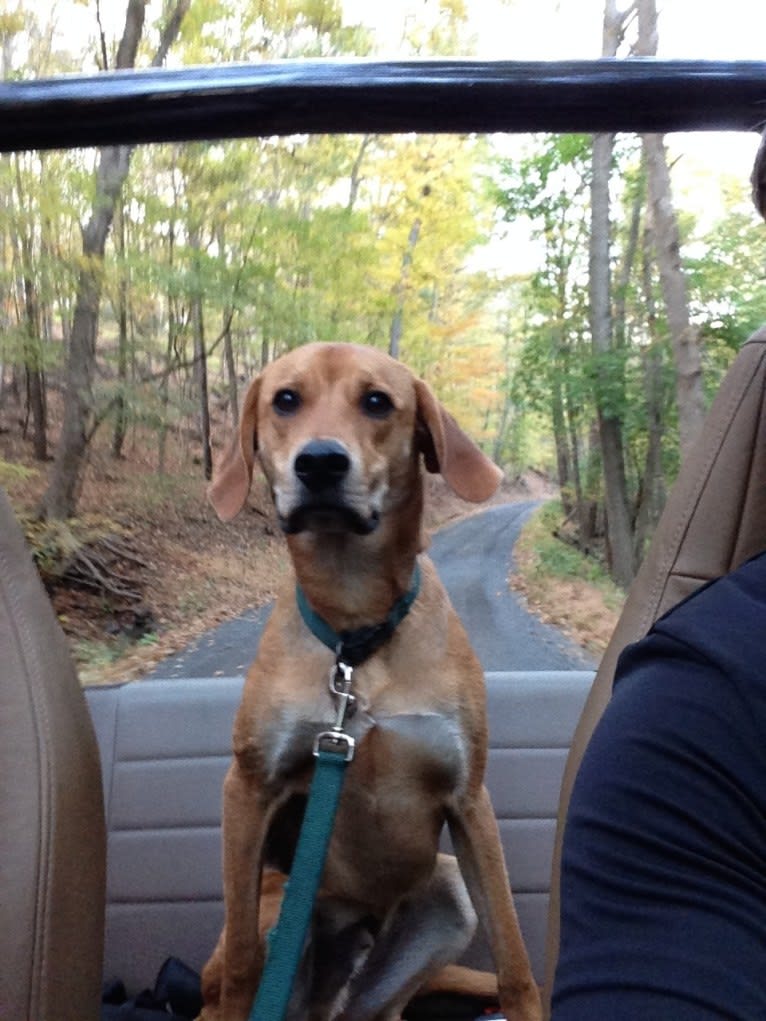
[341,0,765,170]
[342,0,766,61]
[341,0,766,270]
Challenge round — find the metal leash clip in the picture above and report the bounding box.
[313,659,356,761]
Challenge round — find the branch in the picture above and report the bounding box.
[95,0,110,71]
[99,534,150,569]
[151,0,191,68]
[85,326,230,444]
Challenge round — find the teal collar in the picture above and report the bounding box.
[296,562,421,668]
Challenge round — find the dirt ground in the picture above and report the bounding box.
[511,559,621,658]
[510,511,623,659]
[2,405,613,684]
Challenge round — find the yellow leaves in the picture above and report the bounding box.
[409,316,506,447]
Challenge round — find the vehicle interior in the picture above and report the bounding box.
[2,58,766,1021]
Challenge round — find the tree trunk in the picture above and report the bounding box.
[643,134,705,457]
[194,312,212,481]
[20,253,48,461]
[564,375,589,550]
[637,0,705,460]
[14,156,48,461]
[223,320,239,428]
[40,0,189,519]
[158,295,175,477]
[217,223,239,428]
[40,140,133,518]
[550,342,573,516]
[389,217,421,359]
[347,133,372,213]
[588,0,635,588]
[112,202,129,459]
[633,221,667,561]
[190,225,213,481]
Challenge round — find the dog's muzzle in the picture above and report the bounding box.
[281,439,379,536]
[294,439,352,494]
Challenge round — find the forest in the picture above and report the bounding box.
[1,0,765,641]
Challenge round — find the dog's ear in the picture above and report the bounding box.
[207,377,261,522]
[414,378,502,503]
[752,128,766,221]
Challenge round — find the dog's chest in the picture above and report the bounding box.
[262,699,469,799]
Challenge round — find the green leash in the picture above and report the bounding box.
[249,743,351,1021]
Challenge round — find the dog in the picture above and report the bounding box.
[201,342,542,1021]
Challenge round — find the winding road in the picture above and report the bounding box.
[146,501,595,679]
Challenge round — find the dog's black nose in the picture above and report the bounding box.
[294,439,351,492]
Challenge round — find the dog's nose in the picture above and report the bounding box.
[294,439,351,492]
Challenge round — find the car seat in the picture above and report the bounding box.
[543,327,766,1015]
[0,487,106,1021]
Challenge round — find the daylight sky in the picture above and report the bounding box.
[343,0,766,271]
[342,0,766,199]
[343,0,766,61]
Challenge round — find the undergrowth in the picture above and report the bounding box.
[512,500,625,656]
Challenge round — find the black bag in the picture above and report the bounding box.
[102,957,202,1021]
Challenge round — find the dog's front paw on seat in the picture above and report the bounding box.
[500,981,543,1021]
[197,982,256,1021]
[197,953,256,1021]
[196,991,255,1021]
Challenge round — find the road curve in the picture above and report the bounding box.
[429,502,594,671]
[146,501,595,679]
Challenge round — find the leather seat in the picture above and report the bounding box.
[0,488,106,1021]
[543,328,766,1014]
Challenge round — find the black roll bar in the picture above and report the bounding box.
[1,59,766,153]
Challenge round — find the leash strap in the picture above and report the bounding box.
[248,746,349,1021]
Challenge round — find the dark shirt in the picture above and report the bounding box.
[552,551,766,1020]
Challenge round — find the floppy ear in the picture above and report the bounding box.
[207,377,261,522]
[414,378,503,503]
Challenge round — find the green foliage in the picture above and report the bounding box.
[71,637,123,673]
[0,1,762,558]
[0,459,37,487]
[22,515,119,582]
[522,501,624,608]
[686,179,766,388]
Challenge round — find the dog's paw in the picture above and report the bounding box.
[500,982,543,1021]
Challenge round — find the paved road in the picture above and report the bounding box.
[429,502,594,671]
[146,501,595,679]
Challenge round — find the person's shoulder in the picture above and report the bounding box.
[651,550,766,680]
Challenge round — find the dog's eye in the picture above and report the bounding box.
[273,389,301,416]
[361,390,394,418]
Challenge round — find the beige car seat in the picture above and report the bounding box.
[543,328,766,1014]
[0,488,106,1021]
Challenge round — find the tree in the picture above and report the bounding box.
[13,152,48,460]
[637,0,706,460]
[40,0,190,520]
[496,134,593,516]
[590,0,635,587]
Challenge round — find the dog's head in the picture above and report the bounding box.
[208,342,501,533]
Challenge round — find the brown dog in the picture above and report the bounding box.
[202,342,541,1021]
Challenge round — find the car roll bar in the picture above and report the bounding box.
[1,58,766,152]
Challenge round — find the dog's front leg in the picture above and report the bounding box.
[448,785,542,1021]
[200,757,275,1021]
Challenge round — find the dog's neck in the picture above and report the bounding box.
[286,492,424,634]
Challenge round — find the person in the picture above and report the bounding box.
[551,550,766,1020]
